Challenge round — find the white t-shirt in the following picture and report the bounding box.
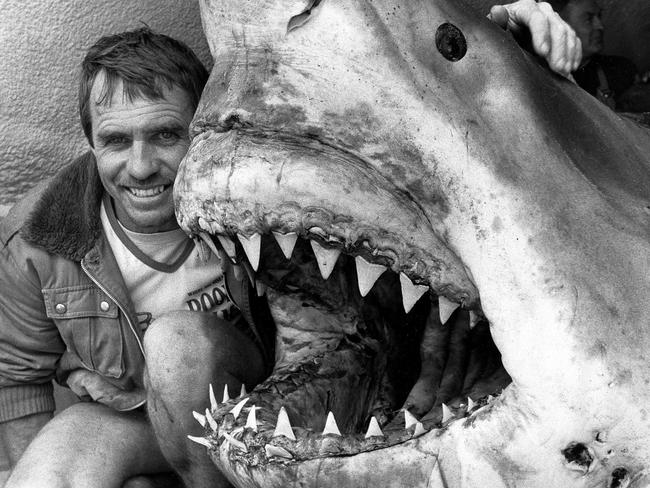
[100,199,237,330]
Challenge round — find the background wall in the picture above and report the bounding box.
[0,0,212,215]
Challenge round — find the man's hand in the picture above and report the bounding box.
[67,369,146,411]
[488,0,582,78]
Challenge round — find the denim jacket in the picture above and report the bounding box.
[0,153,148,420]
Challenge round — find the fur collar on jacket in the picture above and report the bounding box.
[21,152,104,262]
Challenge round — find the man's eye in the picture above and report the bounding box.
[157,131,179,142]
[105,136,128,146]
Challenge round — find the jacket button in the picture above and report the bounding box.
[100,301,110,312]
[55,303,66,314]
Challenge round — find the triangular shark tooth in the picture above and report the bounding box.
[187,435,212,449]
[230,398,250,421]
[222,384,231,403]
[245,405,258,431]
[205,408,218,431]
[403,409,419,429]
[442,403,454,424]
[209,384,218,411]
[355,256,387,297]
[413,422,427,438]
[438,296,460,324]
[237,233,262,271]
[273,407,296,441]
[265,444,294,459]
[322,412,342,436]
[399,273,429,313]
[217,235,237,262]
[222,432,248,453]
[469,311,481,329]
[364,416,384,438]
[240,384,247,397]
[193,411,206,428]
[272,231,298,260]
[310,241,341,280]
[467,397,476,412]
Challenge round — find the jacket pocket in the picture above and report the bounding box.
[43,284,124,378]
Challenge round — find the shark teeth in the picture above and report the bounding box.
[209,384,218,411]
[364,416,384,438]
[438,296,460,324]
[400,273,429,313]
[355,256,387,297]
[441,403,454,424]
[205,408,218,431]
[222,384,230,403]
[469,310,481,329]
[245,405,258,431]
[230,398,250,421]
[272,231,298,259]
[193,411,206,428]
[198,232,221,258]
[467,397,476,412]
[403,409,419,429]
[240,384,247,397]
[413,422,427,438]
[273,407,296,441]
[265,444,293,459]
[322,412,342,436]
[237,233,261,271]
[187,435,212,449]
[223,432,248,453]
[217,235,237,262]
[310,241,341,280]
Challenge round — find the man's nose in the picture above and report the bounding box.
[127,140,158,179]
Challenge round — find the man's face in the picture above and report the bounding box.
[89,73,195,234]
[562,0,604,60]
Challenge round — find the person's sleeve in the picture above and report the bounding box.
[0,236,64,422]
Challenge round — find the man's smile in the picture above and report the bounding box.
[125,184,171,198]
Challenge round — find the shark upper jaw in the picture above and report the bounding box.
[175,128,650,487]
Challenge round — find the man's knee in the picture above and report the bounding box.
[144,311,266,391]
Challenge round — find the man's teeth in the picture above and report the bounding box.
[205,231,473,320]
[127,185,165,197]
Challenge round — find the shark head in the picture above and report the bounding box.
[175,1,650,486]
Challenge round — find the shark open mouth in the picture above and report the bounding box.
[177,130,514,479]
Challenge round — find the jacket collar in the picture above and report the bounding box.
[21,152,104,262]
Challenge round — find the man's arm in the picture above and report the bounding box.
[489,0,582,78]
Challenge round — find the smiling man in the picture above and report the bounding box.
[0,5,581,487]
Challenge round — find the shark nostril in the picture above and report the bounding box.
[435,23,467,62]
[562,442,594,473]
[609,467,631,488]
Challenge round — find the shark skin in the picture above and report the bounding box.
[175,0,650,487]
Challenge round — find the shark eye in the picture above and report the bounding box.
[435,22,467,62]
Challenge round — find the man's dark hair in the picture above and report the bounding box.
[79,27,209,145]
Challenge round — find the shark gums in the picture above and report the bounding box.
[174,1,650,487]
